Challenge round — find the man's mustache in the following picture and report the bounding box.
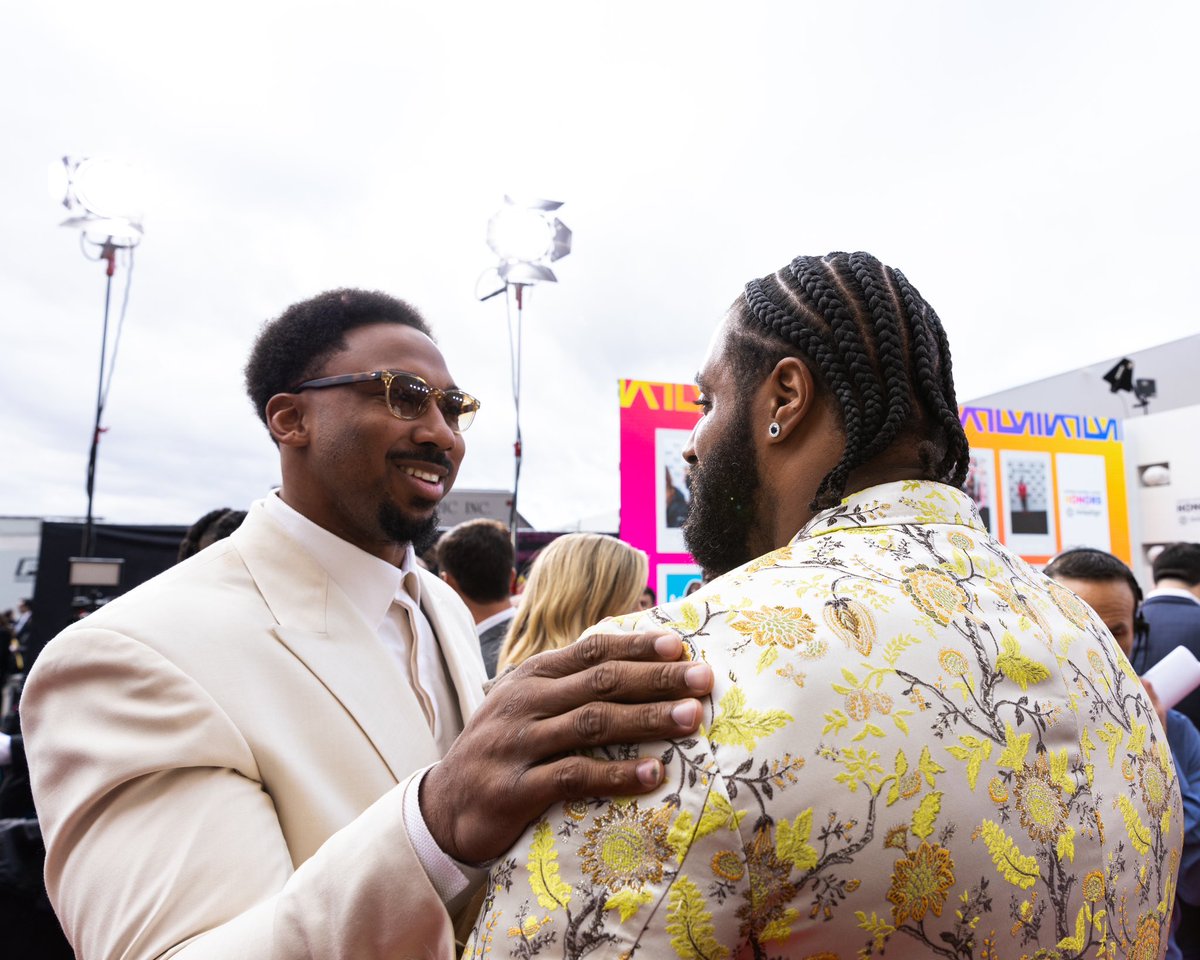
[389,447,454,472]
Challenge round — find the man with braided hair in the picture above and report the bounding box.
[466,252,1179,959]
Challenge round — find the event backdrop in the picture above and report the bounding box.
[619,382,1133,588]
[618,379,702,602]
[960,405,1130,565]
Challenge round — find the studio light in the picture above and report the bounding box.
[50,156,145,246]
[479,196,573,547]
[1101,357,1157,414]
[1102,358,1134,394]
[486,196,571,285]
[51,154,145,557]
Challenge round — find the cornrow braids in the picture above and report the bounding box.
[731,251,970,509]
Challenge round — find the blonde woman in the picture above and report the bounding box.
[497,533,649,671]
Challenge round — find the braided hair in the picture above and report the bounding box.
[728,251,970,510]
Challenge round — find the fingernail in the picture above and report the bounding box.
[654,634,682,658]
[685,664,713,692]
[671,699,700,728]
[636,759,662,786]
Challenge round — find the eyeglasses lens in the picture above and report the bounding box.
[387,375,477,431]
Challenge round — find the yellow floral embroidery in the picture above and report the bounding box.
[711,849,745,881]
[886,841,955,924]
[579,802,674,892]
[1046,579,1093,630]
[1082,869,1106,902]
[1013,759,1067,844]
[901,565,968,625]
[731,606,817,649]
[823,598,876,655]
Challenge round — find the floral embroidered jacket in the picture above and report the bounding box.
[465,481,1181,960]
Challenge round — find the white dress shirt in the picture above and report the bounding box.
[1148,586,1200,605]
[262,493,475,903]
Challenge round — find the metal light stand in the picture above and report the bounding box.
[82,240,118,556]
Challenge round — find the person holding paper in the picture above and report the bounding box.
[1046,547,1200,960]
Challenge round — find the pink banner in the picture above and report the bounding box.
[618,379,703,603]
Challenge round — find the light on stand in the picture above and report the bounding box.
[480,197,572,548]
[50,155,145,557]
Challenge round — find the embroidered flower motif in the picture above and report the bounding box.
[988,775,1009,804]
[731,606,818,651]
[1087,649,1106,674]
[1130,914,1161,960]
[563,799,590,821]
[579,801,674,892]
[711,849,745,881]
[884,825,909,850]
[822,597,876,655]
[1046,580,1093,630]
[1137,754,1171,818]
[897,769,922,800]
[845,689,873,722]
[736,830,798,943]
[938,648,970,675]
[901,565,968,625]
[886,841,955,925]
[1082,869,1106,903]
[947,531,975,551]
[1013,759,1067,844]
[873,692,894,715]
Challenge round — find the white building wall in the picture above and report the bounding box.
[1122,403,1200,587]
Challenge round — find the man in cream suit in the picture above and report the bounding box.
[22,289,714,960]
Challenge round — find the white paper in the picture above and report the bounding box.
[1141,645,1200,712]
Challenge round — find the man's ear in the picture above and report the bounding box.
[764,357,817,442]
[265,393,310,448]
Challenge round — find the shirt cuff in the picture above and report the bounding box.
[402,764,489,911]
[0,732,10,767]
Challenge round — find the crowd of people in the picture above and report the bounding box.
[3,253,1200,959]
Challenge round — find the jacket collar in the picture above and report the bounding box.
[230,502,475,781]
[797,480,987,541]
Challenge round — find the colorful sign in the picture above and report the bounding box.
[959,406,1130,565]
[618,380,703,603]
[619,390,1130,586]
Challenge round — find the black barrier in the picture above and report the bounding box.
[28,522,187,662]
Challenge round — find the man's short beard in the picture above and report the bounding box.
[379,502,441,555]
[682,402,762,578]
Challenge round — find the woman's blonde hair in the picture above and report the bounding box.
[497,533,649,670]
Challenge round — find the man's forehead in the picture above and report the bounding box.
[336,323,453,378]
[696,315,733,383]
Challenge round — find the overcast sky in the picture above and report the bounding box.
[2,2,1197,531]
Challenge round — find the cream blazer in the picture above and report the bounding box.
[23,502,487,960]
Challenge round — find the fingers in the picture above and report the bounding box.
[528,698,705,759]
[522,656,713,718]
[522,631,684,681]
[522,755,668,811]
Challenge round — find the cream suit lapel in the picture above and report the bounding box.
[231,504,441,782]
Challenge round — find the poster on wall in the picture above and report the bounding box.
[960,406,1130,565]
[619,379,703,600]
[964,448,997,535]
[1056,453,1111,551]
[1000,450,1057,556]
[655,429,693,554]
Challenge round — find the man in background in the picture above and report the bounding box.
[1045,547,1200,960]
[1144,543,1200,729]
[437,518,516,677]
